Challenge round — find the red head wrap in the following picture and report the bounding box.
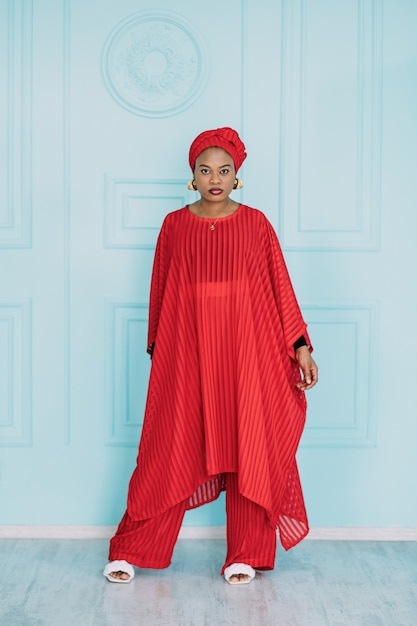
[188,127,247,173]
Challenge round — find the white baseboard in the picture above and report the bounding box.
[306,527,417,541]
[0,525,417,541]
[0,525,118,539]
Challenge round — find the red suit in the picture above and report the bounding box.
[115,204,311,558]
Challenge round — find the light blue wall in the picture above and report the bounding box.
[1,0,417,529]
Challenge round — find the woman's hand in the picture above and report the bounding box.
[295,346,318,391]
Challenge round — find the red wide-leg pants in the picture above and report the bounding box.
[109,473,277,574]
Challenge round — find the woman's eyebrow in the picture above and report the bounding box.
[198,163,232,168]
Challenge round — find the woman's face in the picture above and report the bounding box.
[194,147,236,203]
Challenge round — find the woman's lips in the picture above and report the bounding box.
[209,188,223,195]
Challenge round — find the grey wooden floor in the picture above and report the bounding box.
[1,538,416,626]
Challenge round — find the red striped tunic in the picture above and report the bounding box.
[127,204,311,550]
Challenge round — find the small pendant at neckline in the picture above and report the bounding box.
[198,199,230,231]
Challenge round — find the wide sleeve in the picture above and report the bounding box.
[147,216,171,355]
[264,218,312,359]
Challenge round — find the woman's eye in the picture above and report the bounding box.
[220,168,230,175]
[201,168,210,175]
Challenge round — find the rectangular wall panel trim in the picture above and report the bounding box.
[105,301,150,446]
[0,300,32,446]
[301,301,378,447]
[104,177,189,249]
[278,0,383,250]
[0,0,33,248]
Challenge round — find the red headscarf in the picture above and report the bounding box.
[189,127,247,173]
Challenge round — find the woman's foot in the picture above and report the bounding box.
[228,573,252,583]
[103,560,135,583]
[108,570,130,581]
[224,563,255,585]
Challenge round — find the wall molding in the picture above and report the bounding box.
[105,301,150,445]
[0,299,32,446]
[62,0,71,444]
[101,9,209,118]
[0,0,33,248]
[104,177,188,249]
[301,300,378,447]
[278,0,383,250]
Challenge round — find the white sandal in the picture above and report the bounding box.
[103,560,135,584]
[224,563,255,585]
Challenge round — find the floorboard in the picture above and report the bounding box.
[1,539,416,625]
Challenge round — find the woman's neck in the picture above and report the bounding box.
[198,198,235,217]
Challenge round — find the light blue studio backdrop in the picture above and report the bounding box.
[1,0,417,530]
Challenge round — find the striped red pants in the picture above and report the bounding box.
[109,473,277,574]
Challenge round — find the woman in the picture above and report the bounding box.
[103,127,318,585]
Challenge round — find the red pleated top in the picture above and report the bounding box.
[127,205,311,550]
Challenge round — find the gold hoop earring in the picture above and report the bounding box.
[187,180,197,191]
[233,178,243,190]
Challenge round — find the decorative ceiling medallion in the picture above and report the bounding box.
[101,11,208,118]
